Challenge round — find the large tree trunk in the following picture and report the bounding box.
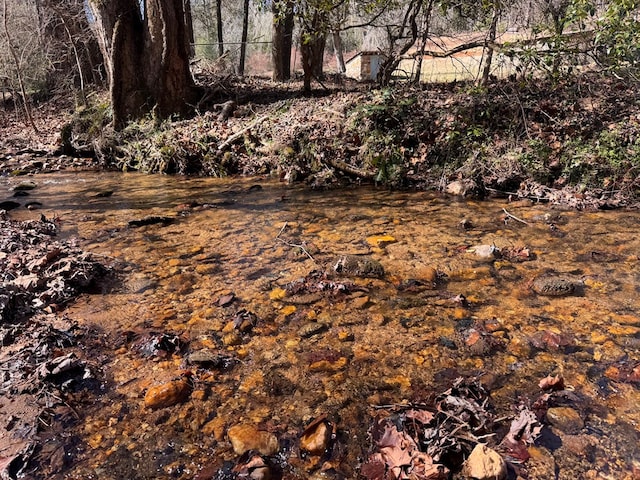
[300,9,326,93]
[238,0,250,76]
[271,0,294,81]
[89,0,196,129]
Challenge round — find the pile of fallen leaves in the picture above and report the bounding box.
[360,375,588,480]
[0,212,110,322]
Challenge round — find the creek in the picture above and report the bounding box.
[1,171,639,479]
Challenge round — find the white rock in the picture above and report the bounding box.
[462,444,507,480]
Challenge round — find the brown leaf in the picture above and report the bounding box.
[539,374,565,391]
[405,409,435,425]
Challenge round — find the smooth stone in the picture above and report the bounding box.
[462,444,507,480]
[300,419,331,455]
[144,377,191,409]
[546,407,584,434]
[227,424,279,456]
[13,180,37,191]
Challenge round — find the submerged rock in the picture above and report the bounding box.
[546,407,584,434]
[144,376,192,409]
[462,444,507,480]
[332,255,384,278]
[532,275,582,296]
[227,424,279,456]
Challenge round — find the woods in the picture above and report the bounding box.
[1,0,639,127]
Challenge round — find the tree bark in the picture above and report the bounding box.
[271,0,294,81]
[215,0,223,57]
[481,2,500,86]
[184,0,195,58]
[238,0,250,76]
[300,10,326,93]
[89,0,196,129]
[332,30,346,74]
[412,0,434,84]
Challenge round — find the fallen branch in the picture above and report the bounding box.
[275,222,315,261]
[322,154,376,180]
[217,113,270,152]
[502,208,529,225]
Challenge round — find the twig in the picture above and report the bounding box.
[502,208,529,225]
[217,113,270,152]
[275,222,315,261]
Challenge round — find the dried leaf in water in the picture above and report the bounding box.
[539,374,565,391]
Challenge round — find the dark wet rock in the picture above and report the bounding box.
[127,216,174,228]
[12,190,29,197]
[298,322,328,338]
[332,255,384,278]
[546,407,584,434]
[187,349,237,370]
[532,275,582,296]
[0,200,20,211]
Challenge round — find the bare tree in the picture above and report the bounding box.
[238,0,250,75]
[2,0,38,132]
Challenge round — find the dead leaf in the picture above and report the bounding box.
[539,374,565,391]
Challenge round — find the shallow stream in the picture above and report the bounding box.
[2,172,640,479]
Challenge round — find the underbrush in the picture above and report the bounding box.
[60,73,640,204]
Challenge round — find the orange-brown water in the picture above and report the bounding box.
[2,172,639,479]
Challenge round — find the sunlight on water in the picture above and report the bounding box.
[2,172,639,479]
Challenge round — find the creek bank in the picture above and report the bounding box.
[0,211,114,478]
[3,75,640,210]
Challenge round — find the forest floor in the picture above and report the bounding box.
[1,72,640,210]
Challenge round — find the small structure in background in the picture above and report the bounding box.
[344,51,384,81]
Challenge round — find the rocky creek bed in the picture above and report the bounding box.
[1,173,639,479]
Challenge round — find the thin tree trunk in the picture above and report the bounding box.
[481,2,500,86]
[412,0,434,84]
[238,0,250,76]
[332,30,345,73]
[2,0,38,133]
[215,0,223,57]
[184,0,194,57]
